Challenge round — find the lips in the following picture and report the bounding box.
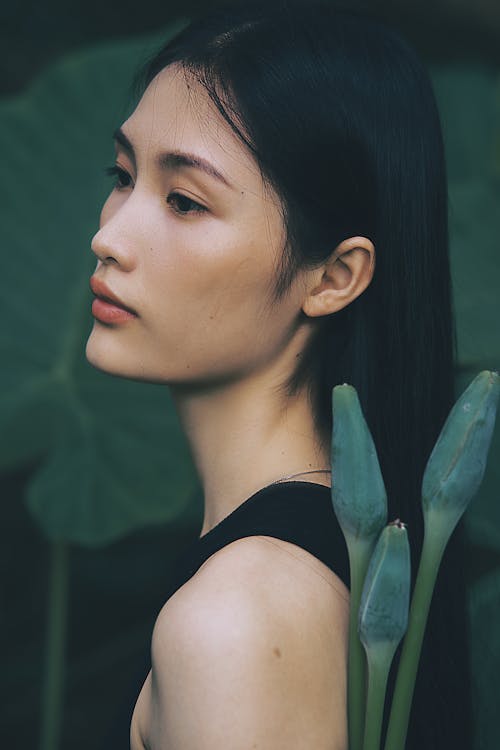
[89,276,137,315]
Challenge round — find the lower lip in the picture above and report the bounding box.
[92,298,137,324]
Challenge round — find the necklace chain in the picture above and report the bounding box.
[269,468,332,486]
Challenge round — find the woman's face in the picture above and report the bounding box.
[86,64,310,388]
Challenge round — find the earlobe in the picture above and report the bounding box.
[301,237,375,318]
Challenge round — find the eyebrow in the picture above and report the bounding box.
[112,126,234,190]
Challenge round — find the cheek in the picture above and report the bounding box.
[145,229,265,318]
[142,221,282,365]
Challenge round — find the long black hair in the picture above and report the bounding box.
[131,2,474,747]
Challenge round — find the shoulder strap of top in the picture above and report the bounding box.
[163,481,350,603]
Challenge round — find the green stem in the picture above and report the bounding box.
[347,538,375,750]
[383,529,445,750]
[362,644,395,750]
[40,540,69,750]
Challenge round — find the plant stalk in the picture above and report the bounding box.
[347,537,374,750]
[362,644,394,750]
[383,528,445,750]
[40,539,69,750]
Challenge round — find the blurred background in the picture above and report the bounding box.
[1,1,499,748]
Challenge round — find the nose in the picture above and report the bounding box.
[91,229,117,265]
[90,206,135,271]
[90,223,135,270]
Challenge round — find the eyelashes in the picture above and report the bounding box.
[104,164,132,188]
[166,193,208,215]
[103,164,208,215]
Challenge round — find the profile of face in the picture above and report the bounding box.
[86,63,375,393]
[86,63,317,389]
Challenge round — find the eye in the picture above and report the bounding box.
[104,165,133,189]
[103,166,207,215]
[166,192,208,216]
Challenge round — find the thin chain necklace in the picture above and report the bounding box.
[268,468,332,486]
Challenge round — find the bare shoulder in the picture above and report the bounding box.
[148,536,349,750]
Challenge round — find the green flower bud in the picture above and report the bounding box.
[358,521,411,750]
[422,370,499,540]
[331,383,389,750]
[385,370,499,750]
[359,521,410,651]
[331,384,388,543]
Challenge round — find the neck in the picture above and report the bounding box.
[170,369,331,538]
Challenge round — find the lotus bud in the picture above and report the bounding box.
[331,384,388,750]
[358,521,410,750]
[331,384,388,544]
[384,370,500,750]
[422,369,500,546]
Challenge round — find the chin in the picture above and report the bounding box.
[85,330,141,381]
[85,330,173,385]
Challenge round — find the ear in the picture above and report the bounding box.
[301,236,375,318]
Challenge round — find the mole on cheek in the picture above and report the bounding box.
[273,646,281,658]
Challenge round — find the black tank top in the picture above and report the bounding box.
[100,480,350,749]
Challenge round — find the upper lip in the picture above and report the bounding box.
[90,276,137,314]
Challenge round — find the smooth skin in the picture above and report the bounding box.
[86,63,375,749]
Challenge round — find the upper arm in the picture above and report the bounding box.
[151,584,295,749]
[148,541,348,750]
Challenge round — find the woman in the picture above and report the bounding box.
[86,1,474,748]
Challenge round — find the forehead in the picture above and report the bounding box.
[121,64,261,187]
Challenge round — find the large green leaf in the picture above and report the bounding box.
[429,62,500,569]
[467,566,500,749]
[430,64,500,370]
[430,64,500,184]
[0,21,203,546]
[449,179,500,369]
